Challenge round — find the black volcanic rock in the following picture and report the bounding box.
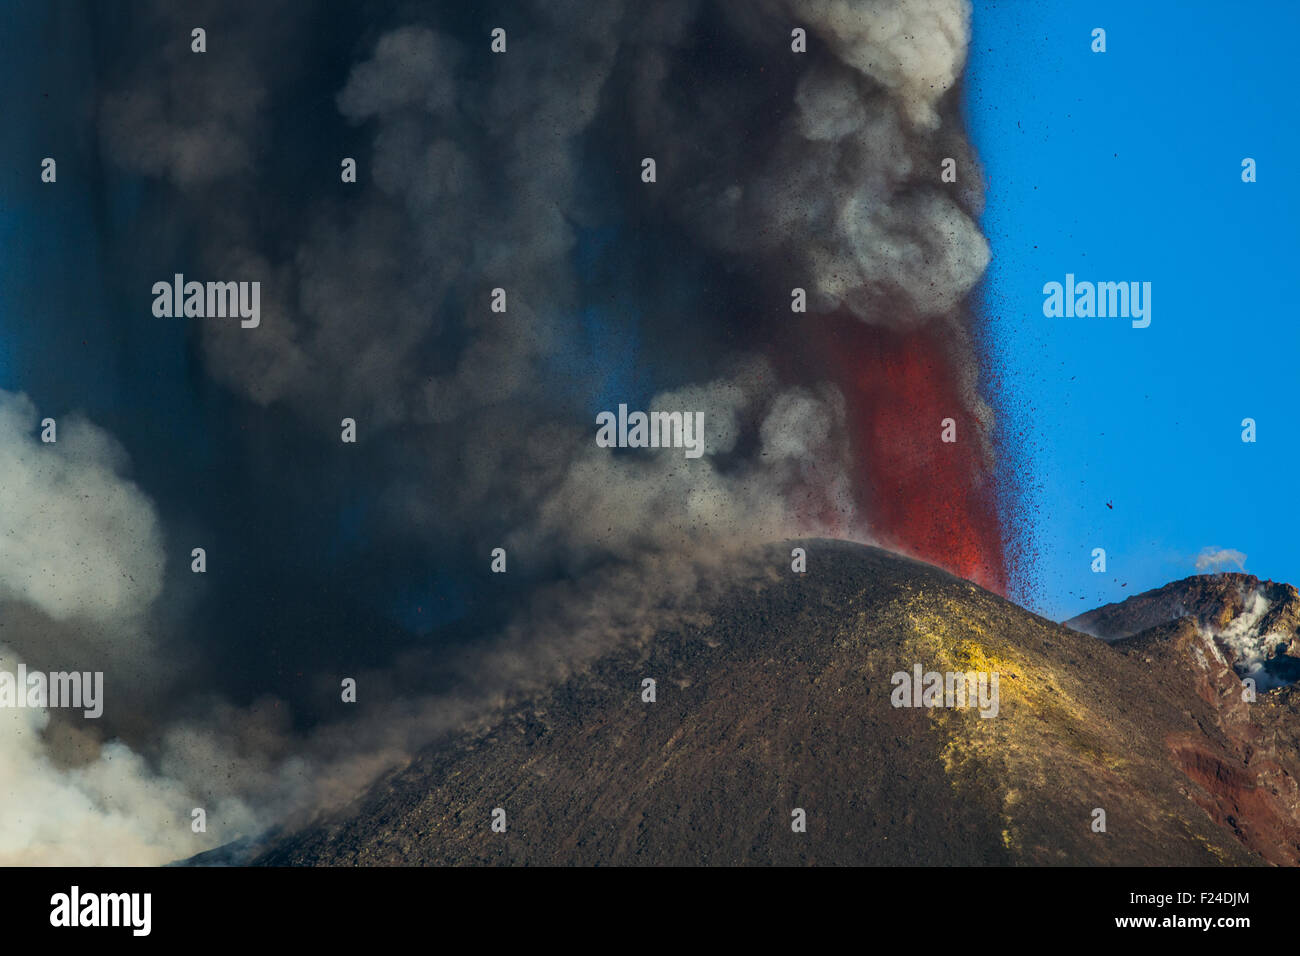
[254,541,1300,866]
[169,833,276,867]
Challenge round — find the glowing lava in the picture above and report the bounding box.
[814,313,1007,594]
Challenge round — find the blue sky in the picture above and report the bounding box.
[969,0,1300,619]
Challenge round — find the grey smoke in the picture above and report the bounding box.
[0,0,992,863]
[98,2,294,186]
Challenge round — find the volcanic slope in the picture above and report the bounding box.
[1066,572,1300,650]
[254,541,1287,865]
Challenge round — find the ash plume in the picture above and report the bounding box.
[1,0,998,862]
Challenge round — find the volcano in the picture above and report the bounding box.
[807,314,1007,595]
[234,541,1300,866]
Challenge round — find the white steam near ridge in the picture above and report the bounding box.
[1203,589,1291,691]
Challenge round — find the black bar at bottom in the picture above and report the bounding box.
[3,865,1288,943]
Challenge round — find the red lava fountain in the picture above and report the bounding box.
[813,312,1007,594]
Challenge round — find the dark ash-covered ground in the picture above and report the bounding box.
[244,541,1300,866]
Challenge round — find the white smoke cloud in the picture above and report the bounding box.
[0,645,259,865]
[0,390,163,625]
[778,0,971,129]
[1195,587,1294,692]
[0,392,259,864]
[1196,547,1247,573]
